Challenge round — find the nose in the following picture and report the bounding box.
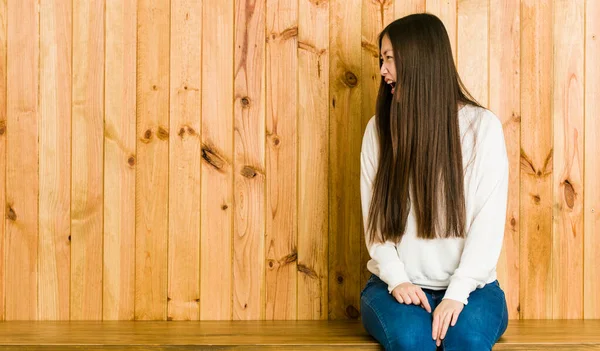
[380,64,387,76]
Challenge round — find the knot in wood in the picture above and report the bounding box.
[344,71,358,87]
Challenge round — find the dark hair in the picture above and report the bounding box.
[367,13,481,244]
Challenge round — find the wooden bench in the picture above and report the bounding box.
[0,320,598,350]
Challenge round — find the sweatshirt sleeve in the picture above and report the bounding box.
[443,113,509,305]
[361,117,411,293]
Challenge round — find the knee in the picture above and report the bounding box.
[444,333,491,351]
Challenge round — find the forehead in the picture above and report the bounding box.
[380,35,392,54]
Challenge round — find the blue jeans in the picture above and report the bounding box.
[360,274,508,351]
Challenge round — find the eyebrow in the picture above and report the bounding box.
[380,50,392,56]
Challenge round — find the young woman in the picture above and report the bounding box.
[360,13,509,351]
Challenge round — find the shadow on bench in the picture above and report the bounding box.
[0,320,599,350]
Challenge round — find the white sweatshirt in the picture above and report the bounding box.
[360,104,509,305]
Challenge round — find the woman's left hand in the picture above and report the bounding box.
[432,299,464,347]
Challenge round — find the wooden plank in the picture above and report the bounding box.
[395,0,425,19]
[0,0,7,322]
[0,321,379,349]
[426,0,457,61]
[39,0,71,320]
[360,0,393,289]
[103,0,137,320]
[329,0,362,320]
[265,0,298,320]
[457,0,487,105]
[5,0,39,321]
[135,0,170,320]
[584,0,600,320]
[167,0,201,321]
[489,0,520,319]
[201,0,233,320]
[552,0,584,319]
[233,0,266,320]
[297,0,328,320]
[0,320,600,350]
[520,0,553,319]
[71,0,105,321]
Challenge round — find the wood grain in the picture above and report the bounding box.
[360,0,393,290]
[395,0,425,19]
[489,0,520,319]
[265,0,299,321]
[233,0,267,321]
[297,0,329,320]
[5,0,39,320]
[103,0,136,321]
[0,320,599,350]
[135,0,170,321]
[584,0,600,320]
[426,0,457,61]
[0,0,7,321]
[552,0,584,319]
[201,0,233,320]
[329,0,362,320]
[71,0,105,321]
[167,0,201,321]
[457,0,488,105]
[520,0,553,319]
[39,0,71,321]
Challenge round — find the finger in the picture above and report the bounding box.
[436,313,446,341]
[401,292,412,305]
[436,337,441,347]
[408,291,420,306]
[394,293,404,304]
[431,315,439,340]
[416,289,431,313]
[451,309,460,326]
[440,312,453,340]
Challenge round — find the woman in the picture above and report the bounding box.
[360,13,509,351]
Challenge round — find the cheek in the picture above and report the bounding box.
[390,65,397,79]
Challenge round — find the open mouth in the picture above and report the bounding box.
[388,81,396,94]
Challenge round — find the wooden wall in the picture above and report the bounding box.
[0,0,598,320]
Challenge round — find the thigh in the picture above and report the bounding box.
[442,280,508,351]
[360,274,437,351]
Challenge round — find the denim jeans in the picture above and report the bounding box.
[360,274,508,351]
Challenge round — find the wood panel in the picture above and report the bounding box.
[0,0,8,321]
[552,0,584,319]
[5,0,39,320]
[520,0,553,319]
[395,0,425,19]
[39,0,71,320]
[329,0,362,320]
[265,0,298,320]
[135,0,170,321]
[489,0,520,319]
[426,0,457,61]
[457,0,488,105]
[233,0,266,321]
[103,0,136,320]
[584,0,600,320]
[167,0,201,321]
[298,0,329,320]
[201,0,233,320]
[0,320,599,349]
[360,0,393,288]
[71,0,105,321]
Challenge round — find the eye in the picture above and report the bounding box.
[386,56,393,60]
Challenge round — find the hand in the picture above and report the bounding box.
[432,299,464,347]
[391,282,432,313]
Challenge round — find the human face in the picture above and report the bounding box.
[379,34,396,94]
